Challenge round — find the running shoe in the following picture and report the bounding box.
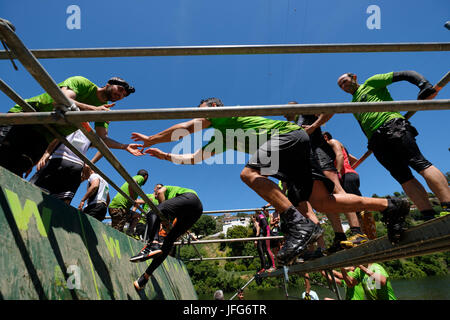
[257,268,266,274]
[129,242,162,263]
[340,233,369,249]
[277,212,323,265]
[133,274,148,290]
[381,198,410,244]
[266,267,277,273]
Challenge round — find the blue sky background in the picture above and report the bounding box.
[1,0,449,214]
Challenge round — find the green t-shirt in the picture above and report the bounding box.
[142,193,159,212]
[352,72,404,140]
[9,76,108,142]
[341,269,366,300]
[138,193,159,223]
[163,185,197,200]
[203,116,301,155]
[354,263,397,300]
[109,175,146,210]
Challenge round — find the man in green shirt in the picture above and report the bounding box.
[129,97,410,266]
[131,183,162,240]
[0,76,142,177]
[336,71,450,229]
[132,184,203,290]
[108,169,149,232]
[352,263,397,300]
[322,268,366,300]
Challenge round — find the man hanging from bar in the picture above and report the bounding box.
[334,70,450,222]
[0,76,142,178]
[130,97,410,272]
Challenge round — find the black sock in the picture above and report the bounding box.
[421,209,437,218]
[334,232,346,241]
[350,227,362,235]
[440,202,450,212]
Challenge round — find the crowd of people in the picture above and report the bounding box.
[1,69,449,296]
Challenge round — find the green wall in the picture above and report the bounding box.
[0,166,197,300]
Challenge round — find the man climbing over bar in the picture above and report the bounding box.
[335,70,450,222]
[0,76,142,178]
[130,97,410,268]
[131,184,203,290]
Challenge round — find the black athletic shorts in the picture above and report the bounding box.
[312,143,337,172]
[83,202,107,221]
[30,158,83,201]
[341,172,362,196]
[0,124,49,177]
[245,129,334,205]
[368,118,432,184]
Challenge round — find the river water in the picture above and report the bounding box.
[200,274,450,300]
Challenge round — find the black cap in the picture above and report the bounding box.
[107,77,135,96]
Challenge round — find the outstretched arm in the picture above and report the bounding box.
[131,118,211,148]
[95,126,143,156]
[302,113,334,135]
[60,87,114,111]
[145,146,215,165]
[392,71,436,100]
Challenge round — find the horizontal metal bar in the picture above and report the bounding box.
[1,42,449,60]
[174,235,284,246]
[188,256,255,261]
[259,215,450,278]
[203,207,275,214]
[1,99,449,126]
[0,20,164,221]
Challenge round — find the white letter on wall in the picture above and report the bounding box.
[66,5,81,30]
[366,5,381,30]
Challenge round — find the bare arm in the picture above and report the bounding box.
[328,139,344,174]
[95,126,143,157]
[348,153,359,167]
[341,268,359,288]
[145,146,215,165]
[358,265,387,287]
[131,118,211,148]
[78,178,100,210]
[60,87,114,111]
[36,138,60,171]
[156,187,167,203]
[303,113,334,135]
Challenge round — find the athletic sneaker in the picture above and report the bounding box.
[277,207,323,265]
[340,233,369,249]
[257,268,266,274]
[381,198,410,244]
[325,237,345,255]
[129,242,162,263]
[133,274,148,290]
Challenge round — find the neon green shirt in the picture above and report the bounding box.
[9,76,108,142]
[342,269,366,300]
[354,263,397,300]
[108,175,146,210]
[352,72,404,140]
[139,193,159,223]
[142,193,159,212]
[203,116,301,154]
[163,185,197,200]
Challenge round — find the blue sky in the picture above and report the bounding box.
[1,0,449,214]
